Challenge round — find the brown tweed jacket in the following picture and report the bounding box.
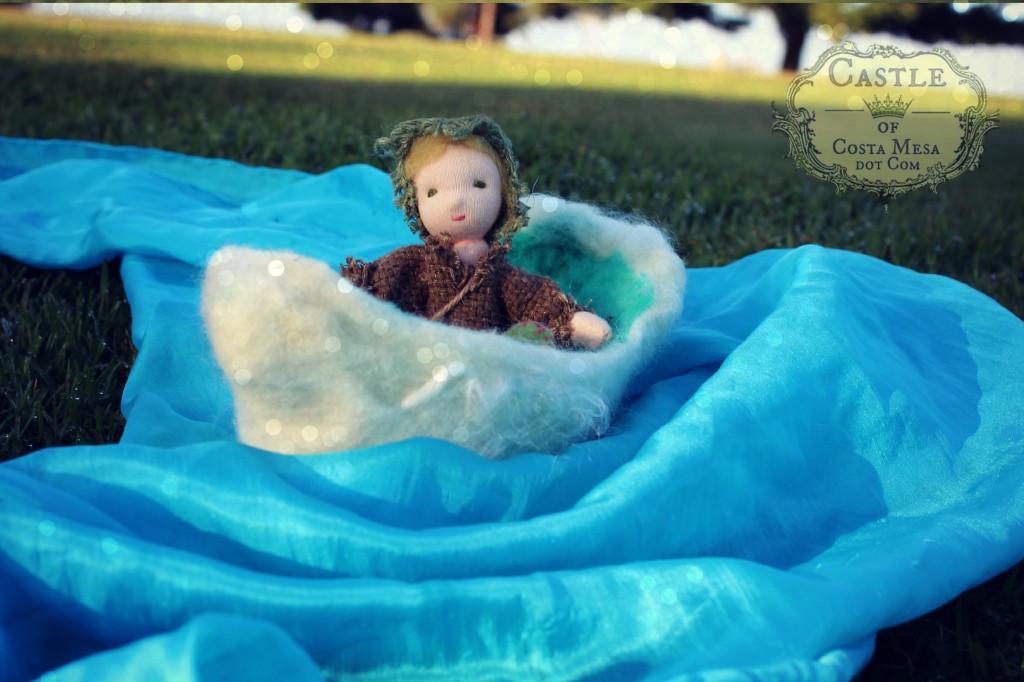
[341,236,581,348]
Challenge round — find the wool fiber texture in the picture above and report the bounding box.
[201,196,685,458]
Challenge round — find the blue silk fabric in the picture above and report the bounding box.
[2,137,1023,682]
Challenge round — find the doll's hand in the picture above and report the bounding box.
[570,311,611,350]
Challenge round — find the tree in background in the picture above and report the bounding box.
[304,3,1023,72]
[421,3,525,42]
[308,3,525,42]
[305,3,430,34]
[701,3,1024,73]
[833,3,1024,46]
[766,4,811,72]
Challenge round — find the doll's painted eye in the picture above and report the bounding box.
[473,179,487,189]
[427,188,437,198]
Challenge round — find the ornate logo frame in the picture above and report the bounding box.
[772,42,998,198]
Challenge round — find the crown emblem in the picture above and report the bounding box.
[864,94,913,118]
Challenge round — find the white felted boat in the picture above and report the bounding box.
[201,195,685,459]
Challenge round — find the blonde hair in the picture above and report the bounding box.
[403,135,504,184]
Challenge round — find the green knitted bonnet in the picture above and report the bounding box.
[373,115,529,243]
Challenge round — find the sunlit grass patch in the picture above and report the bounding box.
[0,11,966,110]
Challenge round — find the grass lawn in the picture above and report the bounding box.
[1,10,1022,680]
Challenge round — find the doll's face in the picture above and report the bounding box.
[413,143,502,243]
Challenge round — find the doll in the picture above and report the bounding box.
[340,115,611,350]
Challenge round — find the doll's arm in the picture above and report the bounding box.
[340,257,375,289]
[502,269,609,350]
[340,246,429,313]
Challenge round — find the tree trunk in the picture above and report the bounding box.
[770,4,811,72]
[477,3,497,44]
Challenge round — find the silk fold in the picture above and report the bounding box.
[1,137,1022,681]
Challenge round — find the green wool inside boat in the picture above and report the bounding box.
[509,214,656,340]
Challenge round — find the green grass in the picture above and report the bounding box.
[0,10,1022,680]
[1,261,134,454]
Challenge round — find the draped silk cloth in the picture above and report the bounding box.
[2,137,1023,681]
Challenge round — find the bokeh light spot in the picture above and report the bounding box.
[511,63,528,80]
[301,425,319,442]
[534,69,551,86]
[816,24,833,41]
[52,3,69,16]
[325,336,341,353]
[79,34,96,51]
[218,269,235,286]
[225,14,242,31]
[566,69,583,86]
[268,259,285,277]
[161,478,178,495]
[337,278,354,294]
[660,588,678,605]
[39,519,56,536]
[413,59,430,77]
[226,54,244,72]
[659,53,676,69]
[417,347,434,364]
[303,53,320,70]
[448,360,465,377]
[317,42,334,59]
[265,419,282,436]
[686,566,705,584]
[432,342,450,359]
[465,35,482,51]
[101,538,119,555]
[432,365,449,382]
[541,196,559,212]
[234,368,252,385]
[324,426,348,446]
[372,318,389,335]
[569,357,585,374]
[286,16,304,33]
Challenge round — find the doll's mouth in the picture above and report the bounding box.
[451,215,466,222]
